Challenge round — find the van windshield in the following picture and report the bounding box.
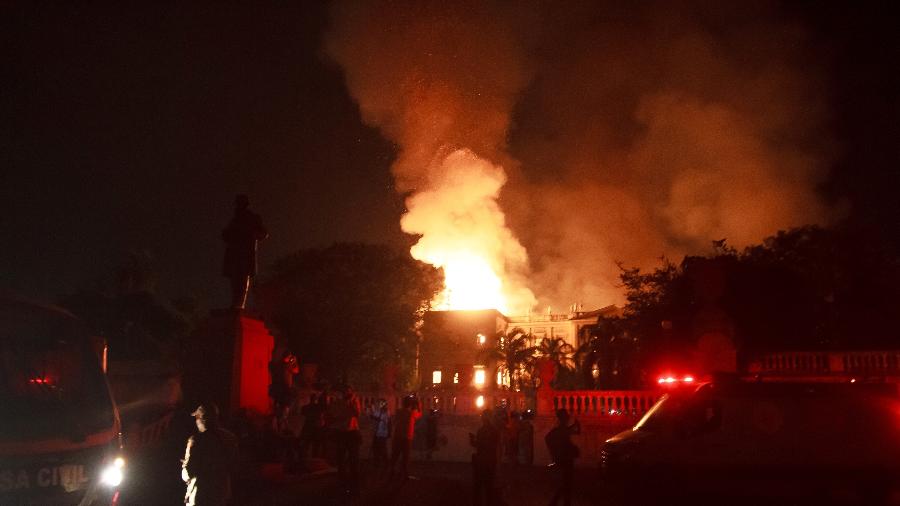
[0,305,114,440]
[633,389,700,432]
[634,394,675,432]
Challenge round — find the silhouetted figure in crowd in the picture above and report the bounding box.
[327,386,362,496]
[181,403,238,506]
[518,411,534,465]
[221,194,267,309]
[299,393,326,460]
[270,351,299,433]
[545,409,580,506]
[370,398,391,468]
[389,395,421,481]
[425,409,439,460]
[470,409,501,506]
[505,411,521,463]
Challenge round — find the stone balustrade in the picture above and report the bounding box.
[550,390,659,417]
[753,350,900,377]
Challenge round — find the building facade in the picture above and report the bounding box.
[419,306,621,391]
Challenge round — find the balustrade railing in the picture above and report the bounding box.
[754,350,900,376]
[551,390,658,417]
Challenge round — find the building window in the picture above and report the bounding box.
[477,333,486,345]
[432,370,442,384]
[453,372,460,384]
[475,395,485,408]
[473,366,486,387]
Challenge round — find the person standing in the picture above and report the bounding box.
[518,411,535,465]
[545,409,580,506]
[298,393,325,461]
[470,409,501,506]
[181,403,238,506]
[370,398,391,468]
[425,409,439,460]
[272,351,299,433]
[505,411,521,464]
[389,395,421,481]
[327,386,362,496]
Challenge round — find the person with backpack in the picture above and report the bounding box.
[544,408,580,506]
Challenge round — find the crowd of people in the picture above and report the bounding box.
[178,354,582,505]
[180,393,581,505]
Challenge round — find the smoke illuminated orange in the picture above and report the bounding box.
[401,149,535,314]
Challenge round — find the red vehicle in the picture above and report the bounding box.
[0,295,126,505]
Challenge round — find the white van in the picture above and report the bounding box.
[600,379,900,504]
[0,295,125,506]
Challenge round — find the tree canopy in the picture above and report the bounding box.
[256,242,443,389]
[60,250,196,364]
[603,225,900,381]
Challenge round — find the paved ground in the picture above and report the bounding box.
[119,423,900,506]
[120,426,602,506]
[234,460,601,506]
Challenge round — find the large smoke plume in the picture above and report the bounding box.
[326,0,831,312]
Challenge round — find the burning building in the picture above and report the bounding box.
[419,305,621,390]
[420,309,508,390]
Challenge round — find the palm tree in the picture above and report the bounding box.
[533,336,576,388]
[478,327,535,390]
[575,335,603,389]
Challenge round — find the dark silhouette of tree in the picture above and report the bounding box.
[256,243,443,390]
[478,327,534,390]
[575,318,638,390]
[60,250,194,363]
[533,336,576,388]
[608,225,900,382]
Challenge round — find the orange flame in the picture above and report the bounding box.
[401,149,535,314]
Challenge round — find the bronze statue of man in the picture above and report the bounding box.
[222,194,268,309]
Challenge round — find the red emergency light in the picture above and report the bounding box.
[657,375,694,385]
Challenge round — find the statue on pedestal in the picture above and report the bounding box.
[222,194,268,309]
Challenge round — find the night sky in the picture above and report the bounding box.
[3,2,898,308]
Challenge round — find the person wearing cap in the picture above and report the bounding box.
[545,408,580,506]
[181,403,238,506]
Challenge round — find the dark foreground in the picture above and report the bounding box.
[124,454,600,506]
[116,417,900,506]
[239,461,598,506]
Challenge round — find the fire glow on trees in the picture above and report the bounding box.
[400,149,535,314]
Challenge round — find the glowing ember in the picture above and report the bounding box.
[401,149,535,314]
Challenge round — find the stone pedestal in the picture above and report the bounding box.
[188,310,274,417]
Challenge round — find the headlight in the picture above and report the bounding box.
[100,457,125,487]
